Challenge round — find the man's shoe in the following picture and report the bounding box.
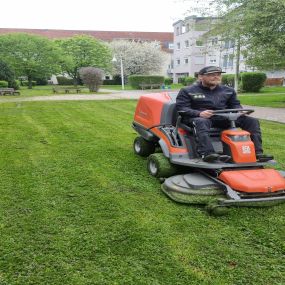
[256,153,274,162]
[202,153,220,163]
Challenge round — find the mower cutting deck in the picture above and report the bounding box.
[132,92,285,215]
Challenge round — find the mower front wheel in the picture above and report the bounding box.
[147,153,177,178]
[133,136,156,157]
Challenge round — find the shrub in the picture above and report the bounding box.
[79,67,103,92]
[222,74,235,87]
[178,77,186,85]
[164,78,173,85]
[35,77,48,85]
[0,80,8,88]
[22,81,37,87]
[184,76,196,86]
[56,76,74,85]
[128,75,164,89]
[0,61,14,84]
[240,72,267,92]
[10,80,21,90]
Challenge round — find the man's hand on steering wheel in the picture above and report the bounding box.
[199,110,214,118]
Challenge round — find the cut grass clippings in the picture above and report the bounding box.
[0,100,284,284]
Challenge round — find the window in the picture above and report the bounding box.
[176,59,180,65]
[211,38,218,45]
[186,23,190,32]
[228,54,234,67]
[168,43,174,49]
[185,40,189,48]
[184,58,189,64]
[223,55,228,68]
[177,42,181,50]
[224,39,235,49]
[176,27,180,36]
[194,56,204,65]
[195,40,204,47]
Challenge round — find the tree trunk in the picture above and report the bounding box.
[234,37,241,92]
[28,76,33,89]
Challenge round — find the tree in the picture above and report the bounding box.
[109,40,167,77]
[79,67,103,92]
[0,33,63,88]
[55,35,112,84]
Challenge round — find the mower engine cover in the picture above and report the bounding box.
[218,169,285,193]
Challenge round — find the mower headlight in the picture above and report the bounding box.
[228,135,250,142]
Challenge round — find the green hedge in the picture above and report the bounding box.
[241,72,267,92]
[184,76,196,86]
[128,75,164,89]
[164,77,173,85]
[0,80,8,88]
[222,74,235,87]
[56,76,74,85]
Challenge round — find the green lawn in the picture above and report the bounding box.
[0,100,284,284]
[239,86,285,108]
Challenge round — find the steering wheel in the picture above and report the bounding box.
[212,108,254,121]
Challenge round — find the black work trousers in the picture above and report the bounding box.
[190,116,263,156]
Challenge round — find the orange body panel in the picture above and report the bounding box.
[221,129,256,163]
[133,92,171,129]
[219,169,285,193]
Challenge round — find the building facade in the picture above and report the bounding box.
[170,16,252,83]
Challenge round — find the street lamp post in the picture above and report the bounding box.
[112,55,125,90]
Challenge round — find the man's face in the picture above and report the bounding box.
[199,72,222,88]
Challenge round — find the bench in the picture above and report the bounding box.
[139,83,162,90]
[0,88,21,96]
[53,87,82,94]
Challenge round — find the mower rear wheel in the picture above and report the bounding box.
[147,153,177,178]
[133,136,156,157]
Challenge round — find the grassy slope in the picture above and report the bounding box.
[0,100,284,285]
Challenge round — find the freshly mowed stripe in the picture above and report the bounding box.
[239,93,285,108]
[0,100,284,285]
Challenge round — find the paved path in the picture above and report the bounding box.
[0,89,284,123]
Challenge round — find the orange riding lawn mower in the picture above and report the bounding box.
[132,92,285,215]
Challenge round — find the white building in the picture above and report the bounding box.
[170,16,252,83]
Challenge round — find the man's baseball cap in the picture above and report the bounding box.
[198,66,226,75]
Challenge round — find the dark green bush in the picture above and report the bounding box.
[184,76,196,86]
[164,77,173,85]
[128,75,164,89]
[178,77,186,85]
[22,81,37,87]
[0,80,8,87]
[10,80,20,90]
[0,61,14,84]
[35,77,48,85]
[222,74,235,87]
[240,72,267,92]
[56,76,74,85]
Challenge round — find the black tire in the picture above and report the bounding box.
[147,153,177,178]
[133,136,156,157]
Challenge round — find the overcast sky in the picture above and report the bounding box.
[0,0,189,32]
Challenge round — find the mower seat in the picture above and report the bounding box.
[176,115,223,137]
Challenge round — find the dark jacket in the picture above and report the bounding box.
[176,82,242,118]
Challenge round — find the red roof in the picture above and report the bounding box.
[0,28,173,52]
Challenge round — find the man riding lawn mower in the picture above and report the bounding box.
[132,66,285,215]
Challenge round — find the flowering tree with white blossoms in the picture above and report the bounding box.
[109,40,167,77]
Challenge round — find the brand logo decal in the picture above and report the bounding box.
[242,145,251,154]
